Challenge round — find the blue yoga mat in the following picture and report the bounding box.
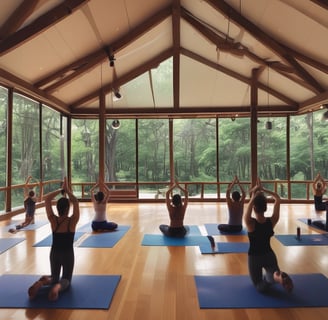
[5,220,48,232]
[204,223,247,235]
[33,232,85,247]
[195,273,328,308]
[298,218,328,233]
[199,241,249,254]
[275,234,328,246]
[0,238,25,254]
[0,274,121,309]
[78,225,130,248]
[142,234,210,246]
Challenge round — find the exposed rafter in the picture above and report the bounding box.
[0,0,90,56]
[203,0,325,94]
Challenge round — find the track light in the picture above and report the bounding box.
[113,88,122,101]
[104,46,115,67]
[109,55,115,67]
[111,120,120,129]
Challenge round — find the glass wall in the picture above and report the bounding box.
[257,117,287,196]
[0,87,7,211]
[138,119,169,198]
[42,106,62,181]
[71,119,99,187]
[173,119,217,198]
[12,93,40,208]
[219,118,251,198]
[105,119,136,182]
[1,87,328,209]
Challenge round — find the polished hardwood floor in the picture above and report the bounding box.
[0,201,328,320]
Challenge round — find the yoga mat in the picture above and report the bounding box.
[298,218,328,233]
[142,234,210,246]
[195,273,328,308]
[275,234,328,246]
[204,223,247,235]
[199,241,249,254]
[33,232,85,247]
[0,274,121,309]
[78,225,130,248]
[5,220,48,232]
[0,238,25,254]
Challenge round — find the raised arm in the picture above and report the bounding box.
[166,184,176,210]
[263,188,281,227]
[236,177,246,201]
[63,178,80,225]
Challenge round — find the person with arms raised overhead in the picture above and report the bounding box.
[159,182,189,238]
[218,175,246,233]
[28,177,80,301]
[90,181,118,232]
[244,178,293,294]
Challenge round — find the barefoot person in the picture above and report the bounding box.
[159,182,189,238]
[90,181,118,231]
[218,175,246,233]
[28,177,80,301]
[244,178,293,293]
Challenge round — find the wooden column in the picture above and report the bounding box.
[250,68,260,186]
[99,89,106,184]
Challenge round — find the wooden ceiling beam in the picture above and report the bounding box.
[36,5,172,91]
[0,0,90,56]
[0,0,40,40]
[181,47,298,107]
[70,48,173,109]
[203,0,325,94]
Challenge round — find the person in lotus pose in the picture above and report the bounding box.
[159,182,189,238]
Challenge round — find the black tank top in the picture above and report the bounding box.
[247,218,274,255]
[52,217,75,251]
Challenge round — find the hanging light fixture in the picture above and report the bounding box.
[322,104,328,120]
[111,120,121,129]
[265,67,272,130]
[113,89,122,100]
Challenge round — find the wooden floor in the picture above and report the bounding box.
[0,202,328,320]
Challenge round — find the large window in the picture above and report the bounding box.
[42,106,63,181]
[0,87,7,211]
[12,93,40,208]
[105,119,136,182]
[174,118,217,197]
[257,117,287,196]
[71,119,99,184]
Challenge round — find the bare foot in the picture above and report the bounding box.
[274,271,293,293]
[28,281,43,300]
[48,283,61,301]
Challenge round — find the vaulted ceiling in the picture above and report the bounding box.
[0,0,328,119]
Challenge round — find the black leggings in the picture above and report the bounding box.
[50,248,74,291]
[248,251,279,293]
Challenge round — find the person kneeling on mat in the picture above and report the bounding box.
[28,177,80,301]
[159,182,189,238]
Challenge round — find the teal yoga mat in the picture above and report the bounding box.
[0,274,121,309]
[195,273,328,308]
